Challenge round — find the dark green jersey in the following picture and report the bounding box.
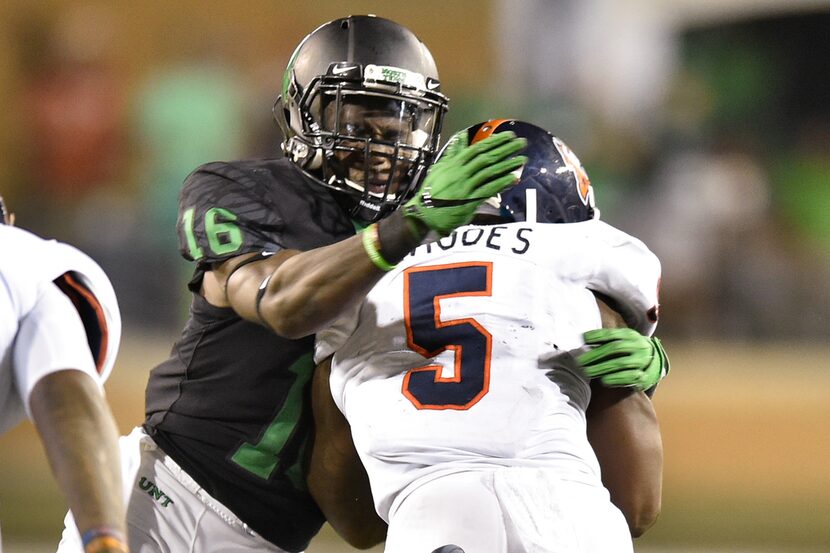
[144,158,354,552]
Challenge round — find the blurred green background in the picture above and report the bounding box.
[0,1,829,551]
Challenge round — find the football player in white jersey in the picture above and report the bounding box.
[0,197,128,553]
[311,121,667,553]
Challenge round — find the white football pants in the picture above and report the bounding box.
[384,467,632,553]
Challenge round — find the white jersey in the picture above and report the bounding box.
[0,225,121,434]
[316,219,660,520]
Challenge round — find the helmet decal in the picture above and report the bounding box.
[364,65,427,90]
[552,137,592,206]
[437,119,596,224]
[471,119,512,144]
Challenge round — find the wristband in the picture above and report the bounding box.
[362,224,396,271]
[82,526,128,553]
[377,208,425,262]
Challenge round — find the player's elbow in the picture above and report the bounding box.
[257,279,328,339]
[262,307,308,339]
[624,497,661,538]
[338,524,386,550]
[260,300,317,339]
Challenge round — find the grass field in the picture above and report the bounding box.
[2,334,829,551]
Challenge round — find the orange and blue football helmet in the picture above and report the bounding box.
[441,119,597,224]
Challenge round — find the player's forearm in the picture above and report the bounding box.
[29,370,127,548]
[226,211,423,339]
[266,235,387,337]
[223,234,381,338]
[587,385,663,537]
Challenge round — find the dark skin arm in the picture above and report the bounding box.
[208,239,382,338]
[29,369,127,552]
[587,299,663,537]
[307,356,387,548]
[205,210,419,338]
[588,383,662,537]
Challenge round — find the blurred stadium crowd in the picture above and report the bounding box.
[0,0,828,341]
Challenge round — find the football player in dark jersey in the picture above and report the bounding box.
[56,15,528,553]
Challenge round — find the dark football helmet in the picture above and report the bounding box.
[441,119,597,224]
[275,15,449,223]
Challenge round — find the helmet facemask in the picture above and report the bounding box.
[278,63,447,223]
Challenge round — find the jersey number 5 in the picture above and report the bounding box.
[403,262,492,410]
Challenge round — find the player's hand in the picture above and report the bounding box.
[403,131,527,236]
[578,328,669,392]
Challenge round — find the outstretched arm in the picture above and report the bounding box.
[307,356,386,548]
[30,369,127,553]
[211,236,391,339]
[206,132,527,339]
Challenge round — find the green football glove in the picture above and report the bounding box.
[578,328,670,392]
[403,131,527,236]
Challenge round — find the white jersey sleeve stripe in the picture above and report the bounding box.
[14,282,101,418]
[54,272,110,375]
